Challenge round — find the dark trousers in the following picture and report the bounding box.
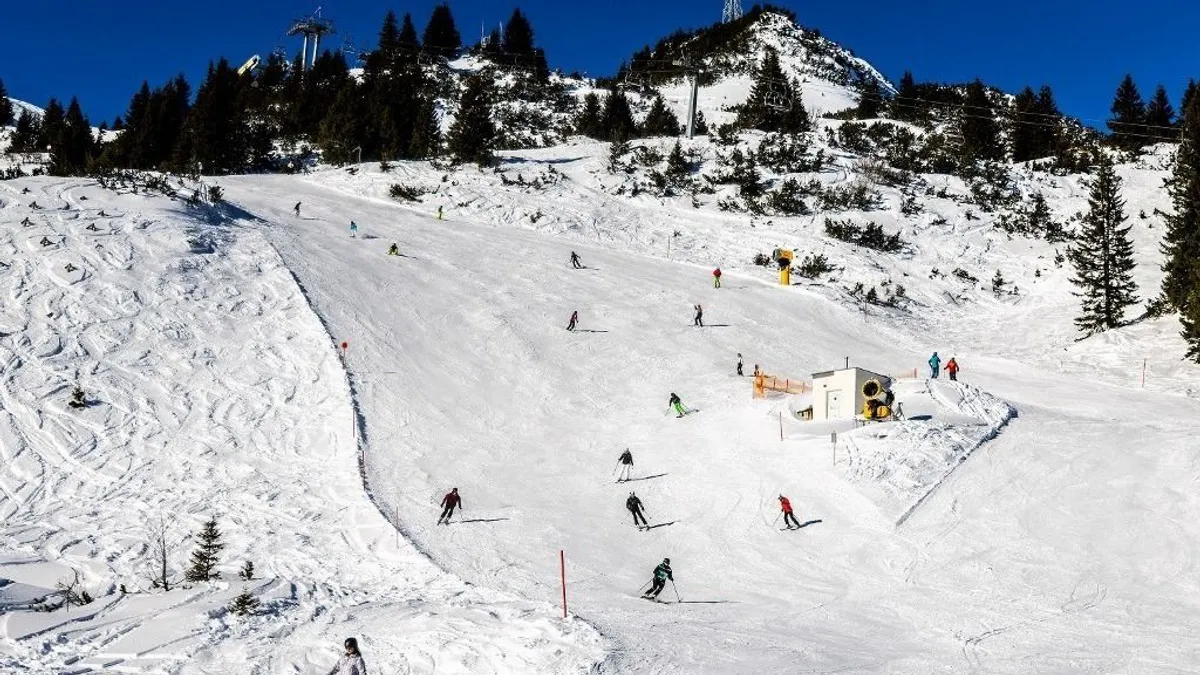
[930,366,938,378]
[567,320,576,331]
[572,260,581,269]
[948,371,957,381]
[694,316,703,327]
[439,505,457,522]
[783,512,801,528]
[737,363,743,376]
[647,577,666,597]
[630,508,648,527]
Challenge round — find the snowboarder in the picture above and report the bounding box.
[669,392,688,418]
[387,243,399,256]
[736,353,744,376]
[779,495,801,529]
[566,310,579,331]
[293,202,301,217]
[617,448,634,482]
[325,637,367,675]
[713,267,722,288]
[928,352,941,379]
[437,488,462,524]
[570,251,582,269]
[643,558,673,599]
[945,357,959,382]
[693,304,703,327]
[349,221,359,238]
[626,491,649,529]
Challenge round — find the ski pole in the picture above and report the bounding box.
[670,579,681,602]
[638,579,652,593]
[772,511,782,526]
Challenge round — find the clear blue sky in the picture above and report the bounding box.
[2,0,1192,127]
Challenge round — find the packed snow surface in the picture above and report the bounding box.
[1,133,1200,674]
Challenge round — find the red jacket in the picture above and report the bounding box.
[713,268,722,277]
[945,359,959,373]
[779,497,793,514]
[441,492,461,508]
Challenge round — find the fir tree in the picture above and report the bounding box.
[10,109,40,153]
[317,83,366,164]
[408,96,442,158]
[1010,86,1039,163]
[1181,79,1198,129]
[184,518,224,582]
[0,78,12,127]
[959,79,1002,164]
[893,70,920,122]
[1108,74,1147,150]
[641,96,680,137]
[399,13,420,53]
[855,77,884,119]
[58,97,93,175]
[179,60,248,173]
[600,87,636,142]
[1160,92,1200,359]
[737,48,808,133]
[575,92,603,139]
[693,111,709,136]
[229,589,260,616]
[39,98,65,154]
[1069,153,1137,335]
[1145,84,1175,136]
[423,4,461,59]
[367,10,402,76]
[1035,85,1062,160]
[503,8,536,58]
[665,140,690,184]
[447,76,496,165]
[238,560,255,580]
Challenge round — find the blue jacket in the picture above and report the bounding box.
[929,354,941,368]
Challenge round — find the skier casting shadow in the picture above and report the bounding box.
[437,487,462,524]
[616,448,634,482]
[626,491,649,529]
[642,558,674,600]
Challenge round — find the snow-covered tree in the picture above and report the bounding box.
[1069,154,1137,335]
[184,518,224,582]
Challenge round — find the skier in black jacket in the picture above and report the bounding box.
[626,491,649,529]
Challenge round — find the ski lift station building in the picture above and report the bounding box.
[810,367,891,421]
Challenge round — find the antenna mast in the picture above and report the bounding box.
[722,0,744,22]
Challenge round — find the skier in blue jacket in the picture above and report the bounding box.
[928,352,941,379]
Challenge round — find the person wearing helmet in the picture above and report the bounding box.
[626,491,649,529]
[325,636,367,675]
[669,393,687,418]
[643,558,673,599]
[437,487,462,525]
[779,494,801,529]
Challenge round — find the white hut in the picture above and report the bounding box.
[810,367,891,421]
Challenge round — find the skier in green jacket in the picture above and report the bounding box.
[643,558,673,599]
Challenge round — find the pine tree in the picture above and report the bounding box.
[59,97,93,175]
[399,13,420,53]
[1069,153,1137,335]
[503,9,536,58]
[1010,86,1039,163]
[575,93,603,139]
[665,140,690,184]
[960,79,1002,163]
[1034,85,1062,160]
[10,110,40,153]
[317,82,366,164]
[447,76,496,165]
[855,77,884,119]
[893,70,919,122]
[641,96,680,137]
[184,518,224,582]
[179,60,248,173]
[1181,79,1198,129]
[408,96,442,158]
[1108,74,1147,150]
[229,589,259,616]
[238,560,255,580]
[693,111,709,136]
[1161,92,1200,359]
[737,48,807,133]
[0,78,12,127]
[600,87,636,142]
[367,10,402,76]
[423,4,461,59]
[1145,84,1174,136]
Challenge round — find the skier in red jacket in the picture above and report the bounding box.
[713,267,722,288]
[779,494,801,529]
[438,488,462,525]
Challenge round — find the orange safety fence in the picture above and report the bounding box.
[753,373,811,399]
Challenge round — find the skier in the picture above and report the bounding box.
[945,357,959,382]
[349,221,359,238]
[626,491,649,529]
[566,310,579,332]
[387,243,399,256]
[669,392,688,418]
[643,558,673,600]
[736,353,744,376]
[570,251,582,269]
[437,487,462,525]
[437,205,444,220]
[693,304,703,327]
[779,494,801,530]
[928,352,941,379]
[617,448,634,482]
[713,267,722,288]
[293,202,301,217]
[325,637,367,675]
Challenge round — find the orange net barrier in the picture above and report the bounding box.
[753,373,811,399]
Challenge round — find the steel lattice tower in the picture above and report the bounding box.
[722,0,744,22]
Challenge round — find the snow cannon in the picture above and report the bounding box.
[860,378,895,421]
[776,249,793,285]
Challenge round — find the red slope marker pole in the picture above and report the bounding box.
[560,550,568,619]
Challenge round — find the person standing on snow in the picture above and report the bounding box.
[643,558,673,599]
[737,353,744,376]
[325,637,367,675]
[626,491,649,529]
[570,251,582,269]
[713,267,722,288]
[437,488,462,525]
[293,202,301,217]
[349,221,359,238]
[945,357,960,382]
[928,352,941,379]
[566,311,579,331]
[693,304,703,327]
[779,495,801,530]
[669,392,688,418]
[387,243,399,256]
[617,448,634,482]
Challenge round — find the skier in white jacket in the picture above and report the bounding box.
[326,637,367,675]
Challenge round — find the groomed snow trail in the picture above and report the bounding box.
[225,168,1200,674]
[0,178,602,674]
